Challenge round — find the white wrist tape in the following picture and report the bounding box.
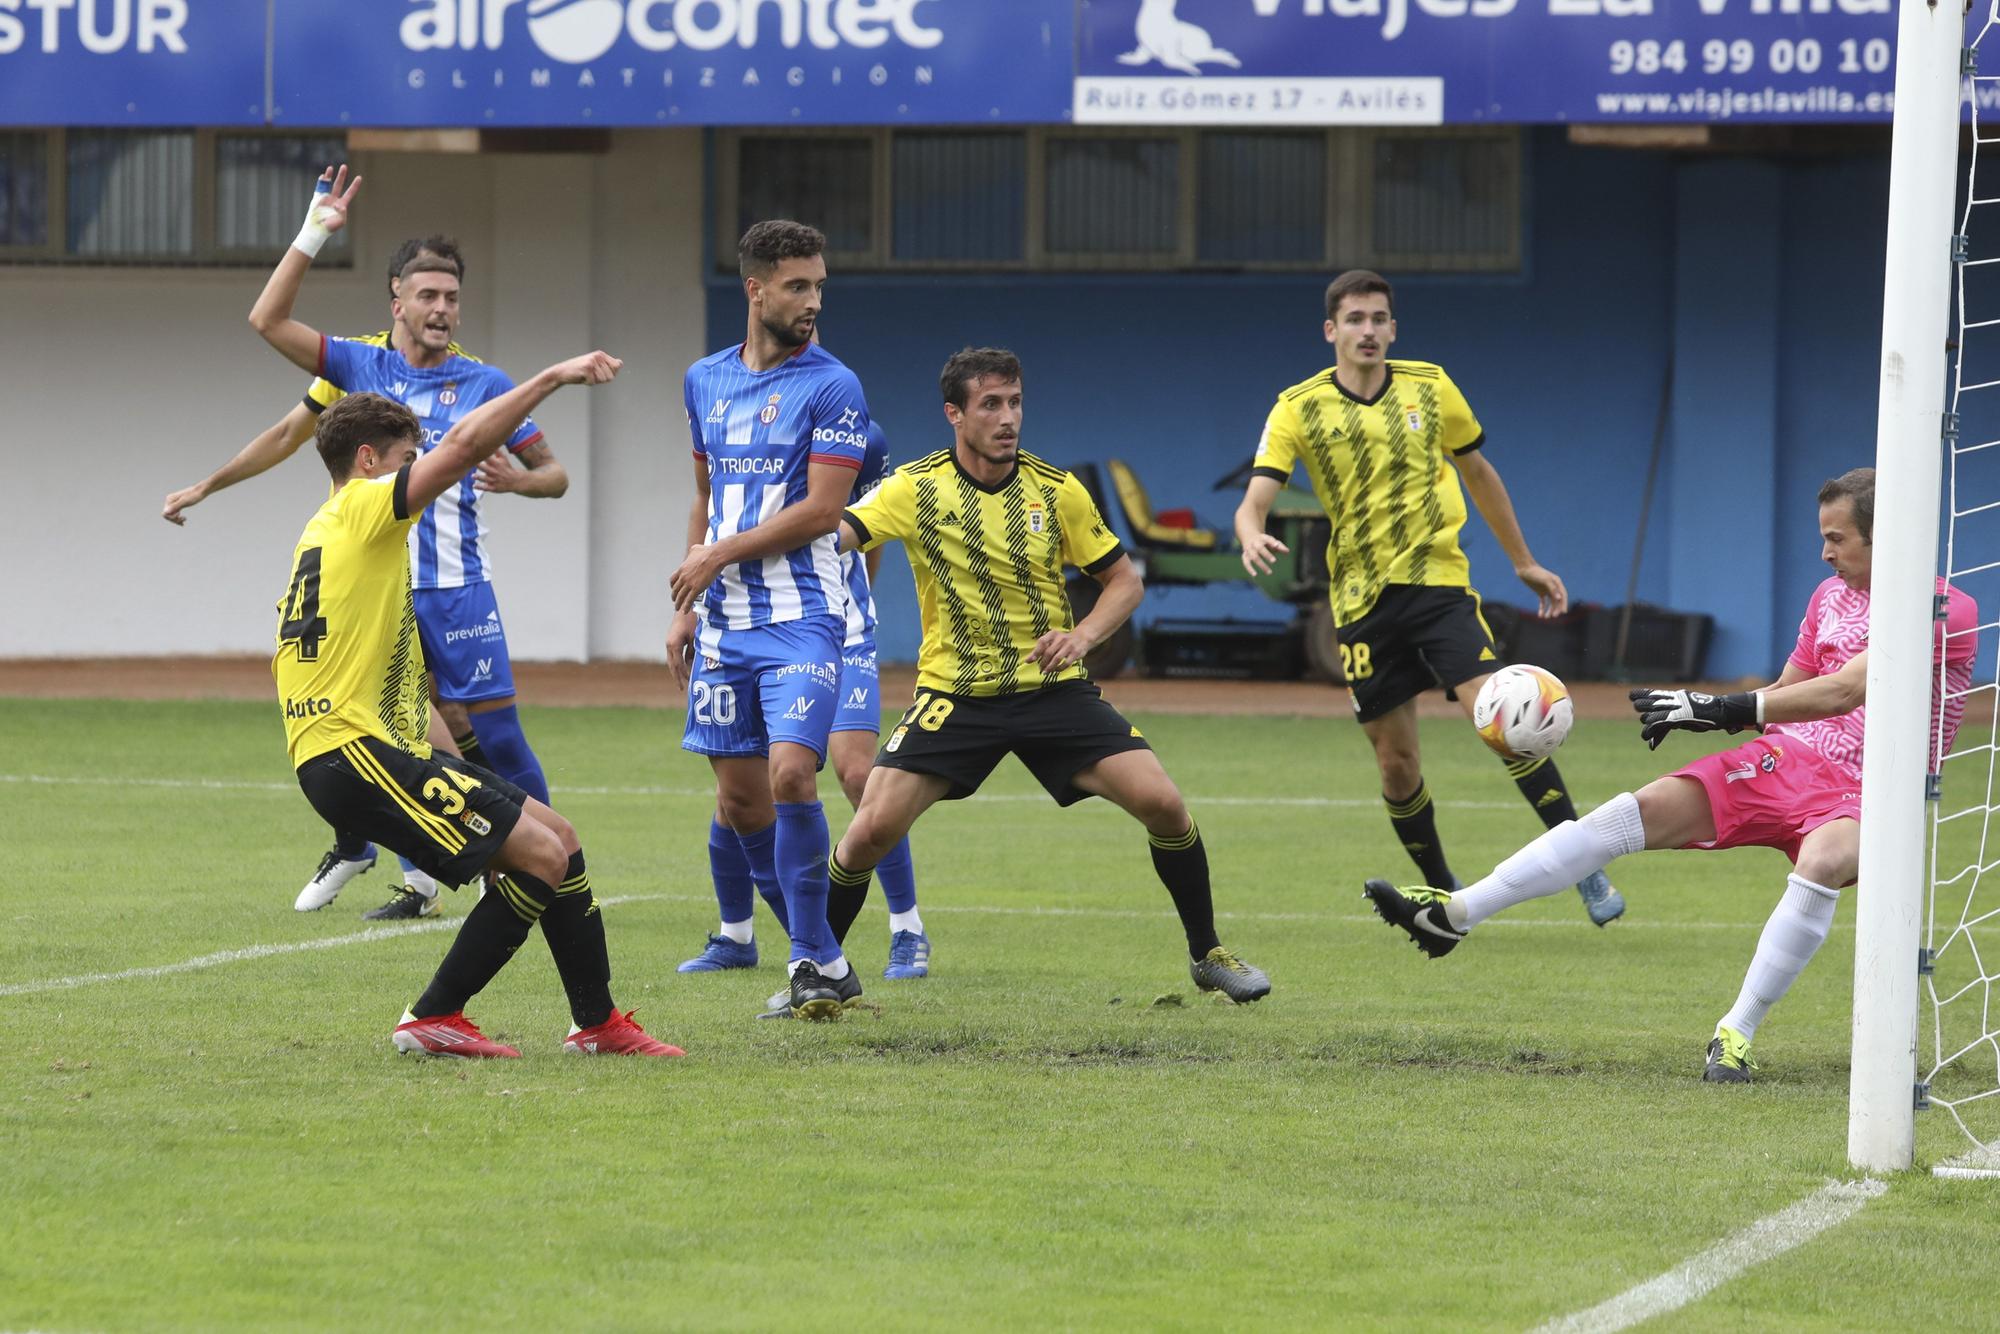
[291,181,336,258]
[1754,690,1765,725]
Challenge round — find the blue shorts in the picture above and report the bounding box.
[682,616,842,762]
[831,640,882,735]
[414,583,517,705]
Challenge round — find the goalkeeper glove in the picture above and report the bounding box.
[1628,688,1761,750]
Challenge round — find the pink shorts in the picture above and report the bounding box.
[1672,735,1860,862]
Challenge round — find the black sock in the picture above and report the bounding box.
[452,728,488,770]
[333,828,370,861]
[536,850,613,1029]
[1149,819,1221,960]
[1385,780,1455,887]
[411,876,549,1018]
[826,853,873,948]
[1506,755,1579,830]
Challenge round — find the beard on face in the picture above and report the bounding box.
[760,310,811,350]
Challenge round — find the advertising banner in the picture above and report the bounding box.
[1075,0,1904,125]
[270,0,1073,127]
[0,0,267,125]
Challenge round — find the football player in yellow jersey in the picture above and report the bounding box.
[822,347,1270,1002]
[1233,269,1624,926]
[274,326,675,1057]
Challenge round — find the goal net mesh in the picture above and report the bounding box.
[1928,1,2000,1153]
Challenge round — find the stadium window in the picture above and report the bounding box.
[66,129,196,259]
[891,131,1026,264]
[0,131,51,251]
[0,129,353,268]
[1042,134,1184,264]
[732,133,877,261]
[1195,131,1327,266]
[1363,129,1521,273]
[215,133,352,259]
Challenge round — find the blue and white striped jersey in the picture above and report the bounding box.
[317,336,541,591]
[840,422,889,649]
[684,342,870,631]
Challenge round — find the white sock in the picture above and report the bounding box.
[719,918,754,945]
[819,954,851,981]
[1719,873,1839,1041]
[1450,792,1646,929]
[404,868,439,899]
[889,909,924,936]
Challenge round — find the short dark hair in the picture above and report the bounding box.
[317,392,421,482]
[386,235,465,296]
[1818,467,1875,543]
[738,219,826,280]
[1325,269,1394,321]
[940,347,1023,411]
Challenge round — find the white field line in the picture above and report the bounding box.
[2,889,1814,1002]
[0,771,1521,812]
[1933,1144,2000,1180]
[1532,1178,1889,1334]
[0,893,667,998]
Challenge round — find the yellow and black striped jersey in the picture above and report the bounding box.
[845,448,1124,697]
[1253,359,1483,625]
[303,330,474,413]
[273,466,430,768]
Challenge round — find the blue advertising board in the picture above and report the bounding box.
[270,0,1072,126]
[0,0,266,125]
[1075,0,1904,125]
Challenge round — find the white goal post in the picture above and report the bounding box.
[1848,0,1966,1174]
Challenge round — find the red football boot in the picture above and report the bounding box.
[562,1008,686,1058]
[392,1010,521,1058]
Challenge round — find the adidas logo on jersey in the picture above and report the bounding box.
[940,510,959,525]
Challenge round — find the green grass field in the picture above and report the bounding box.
[3,695,1996,1331]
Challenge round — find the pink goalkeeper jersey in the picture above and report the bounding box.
[1767,575,1977,783]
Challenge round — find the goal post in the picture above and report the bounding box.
[1848,0,1967,1175]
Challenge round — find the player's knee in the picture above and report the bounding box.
[528,802,578,856]
[767,753,818,805]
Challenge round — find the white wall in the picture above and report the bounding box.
[0,130,705,662]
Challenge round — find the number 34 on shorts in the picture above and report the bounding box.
[885,690,956,753]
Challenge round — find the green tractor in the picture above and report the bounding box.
[1065,460,1340,682]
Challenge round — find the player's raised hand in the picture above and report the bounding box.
[290,165,360,260]
[1629,687,1757,750]
[553,351,622,386]
[1239,530,1290,577]
[1517,562,1568,617]
[161,483,204,525]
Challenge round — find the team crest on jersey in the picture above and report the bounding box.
[459,810,492,836]
[440,384,458,406]
[1760,751,1777,773]
[1405,406,1423,432]
[760,394,781,425]
[1028,501,1046,533]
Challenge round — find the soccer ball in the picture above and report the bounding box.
[1473,664,1574,762]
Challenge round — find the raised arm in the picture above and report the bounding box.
[247,166,361,374]
[1451,449,1567,617]
[162,400,319,525]
[407,352,621,514]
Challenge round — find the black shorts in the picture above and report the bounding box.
[1336,584,1500,724]
[296,737,526,887]
[876,680,1151,806]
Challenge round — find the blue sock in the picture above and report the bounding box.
[397,854,421,876]
[466,704,550,806]
[708,818,755,925]
[773,800,833,964]
[333,829,372,861]
[736,823,789,934]
[876,837,918,916]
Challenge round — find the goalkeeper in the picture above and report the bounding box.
[1364,469,1977,1083]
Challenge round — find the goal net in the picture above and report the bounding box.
[1926,0,2000,1162]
